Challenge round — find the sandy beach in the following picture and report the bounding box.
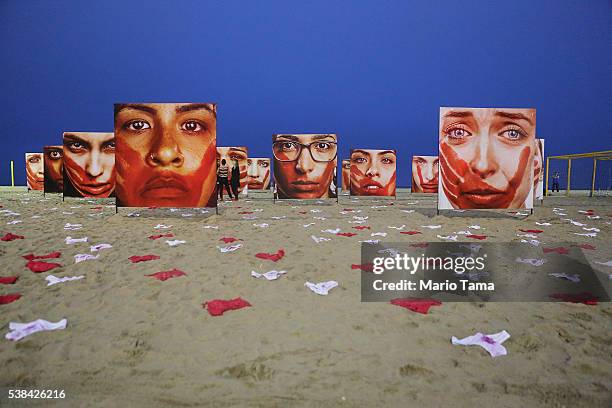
[1,188,610,407]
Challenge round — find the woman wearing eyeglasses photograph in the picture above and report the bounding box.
[272,134,337,199]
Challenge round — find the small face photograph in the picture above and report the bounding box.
[411,155,439,193]
[273,134,337,199]
[438,107,536,209]
[341,159,350,191]
[534,139,545,200]
[25,153,44,191]
[63,132,116,198]
[247,158,271,190]
[217,147,248,192]
[43,146,63,193]
[349,149,396,196]
[114,103,217,208]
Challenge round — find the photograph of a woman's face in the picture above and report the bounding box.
[341,159,350,191]
[273,134,337,199]
[44,146,63,193]
[350,149,396,196]
[247,158,270,190]
[217,147,248,192]
[26,153,44,191]
[438,107,536,209]
[411,155,438,193]
[63,132,116,198]
[114,103,218,208]
[534,139,544,200]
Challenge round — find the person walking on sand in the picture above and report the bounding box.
[217,159,233,201]
[230,159,240,201]
[551,171,560,193]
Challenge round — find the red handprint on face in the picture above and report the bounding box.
[440,141,531,209]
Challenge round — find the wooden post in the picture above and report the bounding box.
[590,158,597,197]
[10,160,15,187]
[566,159,572,197]
[544,157,549,196]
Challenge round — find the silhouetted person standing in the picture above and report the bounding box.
[230,159,240,201]
[552,171,560,192]
[217,159,233,200]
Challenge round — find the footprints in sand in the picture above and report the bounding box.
[217,362,275,381]
[512,334,545,352]
[399,363,432,377]
[112,330,152,367]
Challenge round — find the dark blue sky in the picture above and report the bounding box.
[1,0,611,188]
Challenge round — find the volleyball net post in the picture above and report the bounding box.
[545,150,612,198]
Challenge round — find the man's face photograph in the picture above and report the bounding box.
[25,153,44,191]
[350,149,396,196]
[63,132,116,198]
[217,147,248,192]
[438,107,536,209]
[247,158,270,190]
[114,103,217,208]
[412,155,439,193]
[43,145,63,193]
[341,159,350,191]
[273,134,337,199]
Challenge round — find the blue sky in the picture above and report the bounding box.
[1,0,610,188]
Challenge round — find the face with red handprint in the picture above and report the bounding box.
[217,147,248,192]
[438,108,536,209]
[350,149,396,196]
[26,153,44,191]
[412,156,439,193]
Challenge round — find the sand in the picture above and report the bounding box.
[0,188,611,407]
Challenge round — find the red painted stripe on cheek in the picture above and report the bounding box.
[63,153,86,184]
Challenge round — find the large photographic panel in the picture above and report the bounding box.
[438,107,536,209]
[247,158,271,190]
[25,153,44,191]
[63,132,115,198]
[43,146,63,193]
[341,159,350,191]
[217,147,248,193]
[349,149,396,196]
[114,103,217,208]
[534,139,544,200]
[411,155,439,193]
[272,134,337,199]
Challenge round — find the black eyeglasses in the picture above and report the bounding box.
[273,141,337,162]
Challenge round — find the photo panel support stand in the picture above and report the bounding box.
[336,183,339,204]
